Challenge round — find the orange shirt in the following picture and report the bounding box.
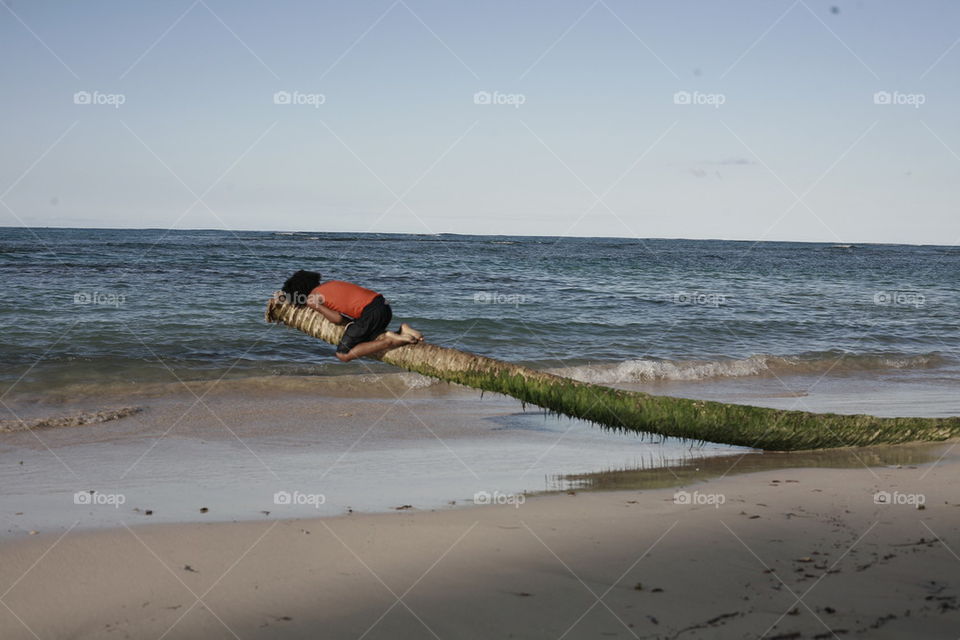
[311,281,380,318]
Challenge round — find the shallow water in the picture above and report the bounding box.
[3,376,957,538]
[0,394,747,537]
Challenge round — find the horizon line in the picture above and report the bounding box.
[0,225,952,249]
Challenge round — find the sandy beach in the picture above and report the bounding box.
[2,437,959,639]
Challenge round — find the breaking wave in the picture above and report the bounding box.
[549,352,948,384]
[0,407,143,433]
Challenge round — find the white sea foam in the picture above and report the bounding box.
[549,353,944,384]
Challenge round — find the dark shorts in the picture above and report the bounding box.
[336,295,393,354]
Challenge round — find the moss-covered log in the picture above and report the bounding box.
[266,298,960,451]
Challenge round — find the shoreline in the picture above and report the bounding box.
[2,373,957,540]
[0,381,748,539]
[3,446,958,639]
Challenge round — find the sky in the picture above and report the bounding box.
[1,0,958,244]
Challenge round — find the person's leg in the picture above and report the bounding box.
[335,334,410,362]
[334,298,418,362]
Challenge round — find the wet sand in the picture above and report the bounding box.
[2,445,959,639]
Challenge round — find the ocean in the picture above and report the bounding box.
[1,227,958,413]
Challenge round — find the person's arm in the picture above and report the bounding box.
[306,293,346,325]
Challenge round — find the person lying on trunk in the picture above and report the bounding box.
[278,270,423,362]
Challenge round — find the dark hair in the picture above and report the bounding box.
[281,270,322,307]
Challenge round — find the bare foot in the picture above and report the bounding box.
[384,331,417,344]
[399,323,424,342]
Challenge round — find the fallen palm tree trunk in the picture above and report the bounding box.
[266,298,960,451]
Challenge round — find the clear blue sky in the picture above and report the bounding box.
[2,0,958,243]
